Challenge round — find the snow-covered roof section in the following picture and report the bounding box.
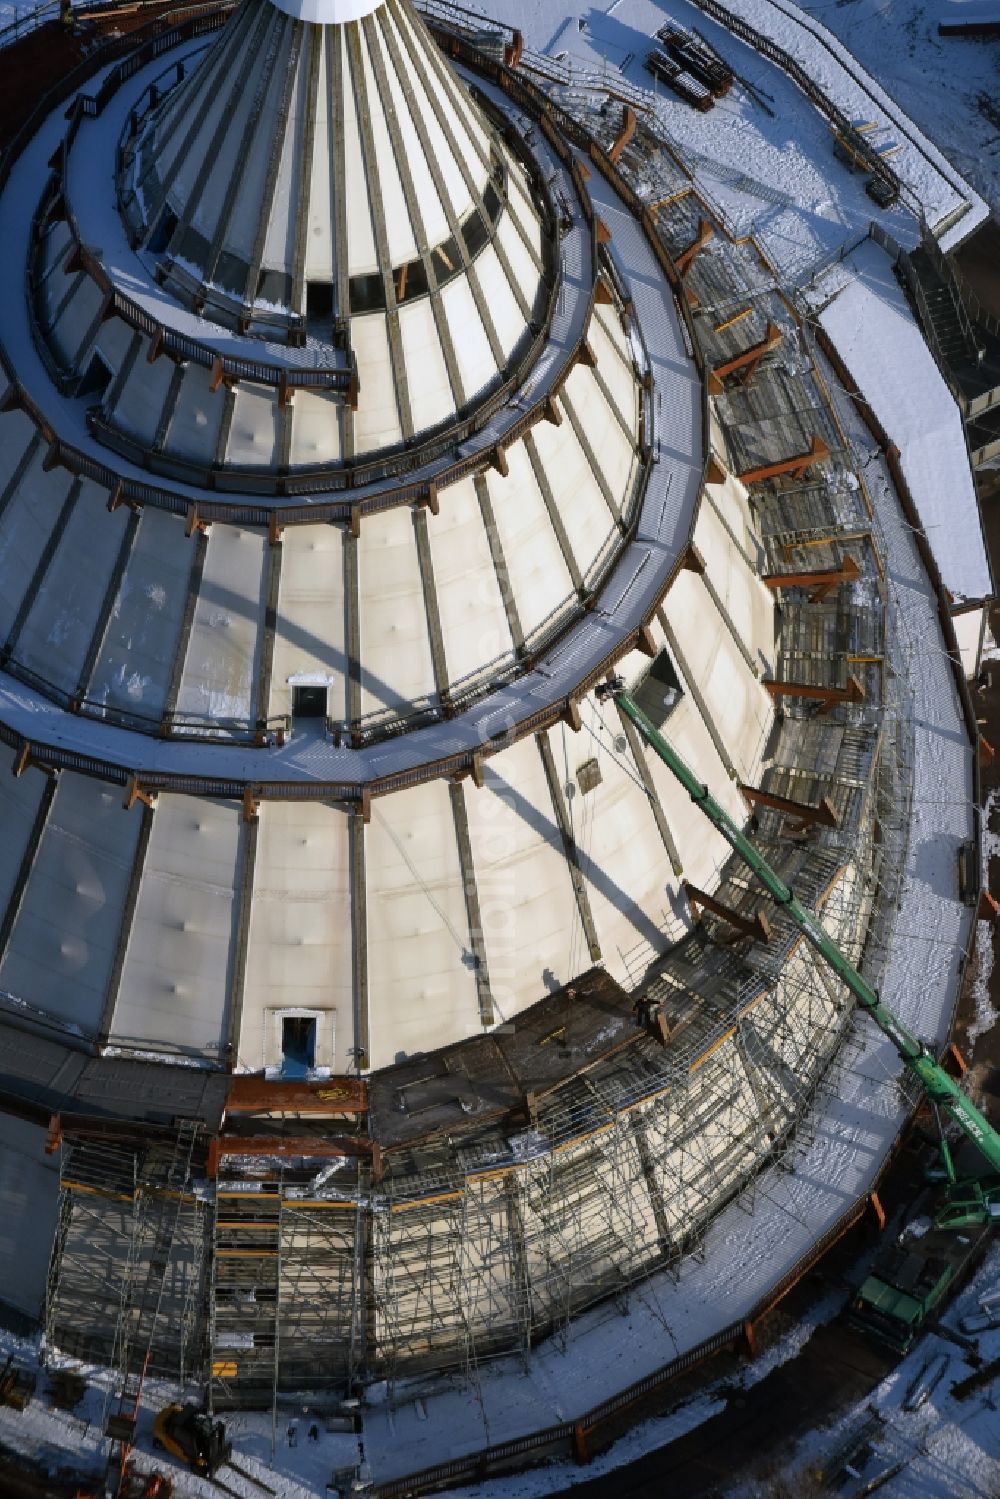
[819,241,992,606]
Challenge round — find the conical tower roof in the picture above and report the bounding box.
[121,0,550,451]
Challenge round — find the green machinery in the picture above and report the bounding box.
[596,678,1000,1343]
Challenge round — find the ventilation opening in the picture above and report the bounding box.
[306,280,336,338]
[281,1016,316,1078]
[77,352,113,403]
[633,649,683,729]
[293,684,327,719]
[147,206,178,254]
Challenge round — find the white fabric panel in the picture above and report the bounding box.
[588,311,638,430]
[155,27,237,205]
[227,385,280,467]
[359,27,417,268]
[366,779,480,1067]
[0,456,73,639]
[184,49,260,239]
[289,390,342,467]
[441,275,497,401]
[465,734,583,1018]
[485,448,574,638]
[240,801,353,1072]
[341,27,379,276]
[39,218,72,284]
[305,31,334,282]
[175,525,267,724]
[112,795,239,1054]
[0,1115,59,1319]
[50,275,103,366]
[495,208,541,305]
[93,317,135,373]
[472,245,524,360]
[89,508,192,724]
[393,1,490,189]
[398,298,455,433]
[165,364,225,467]
[378,23,450,249]
[670,569,773,781]
[351,313,402,454]
[270,522,346,722]
[693,501,775,676]
[15,480,128,695]
[0,775,141,1034]
[0,411,35,491]
[258,44,307,275]
[110,354,176,449]
[428,477,512,686]
[528,417,616,584]
[709,470,763,563]
[390,6,483,218]
[0,751,47,921]
[505,165,544,263]
[358,504,435,714]
[563,364,636,509]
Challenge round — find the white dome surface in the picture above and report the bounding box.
[269,0,382,18]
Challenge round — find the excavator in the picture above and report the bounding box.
[152,1404,231,1477]
[595,675,1000,1348]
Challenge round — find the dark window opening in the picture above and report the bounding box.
[293,685,328,719]
[395,257,429,304]
[349,272,387,315]
[147,207,178,254]
[176,224,210,267]
[483,181,503,224]
[307,280,334,321]
[633,649,683,730]
[432,235,462,286]
[77,352,113,403]
[216,250,250,297]
[461,209,490,259]
[256,268,294,307]
[281,1016,316,1078]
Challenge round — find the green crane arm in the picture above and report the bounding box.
[610,686,1000,1179]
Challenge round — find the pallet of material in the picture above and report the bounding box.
[655,23,734,97]
[646,50,714,111]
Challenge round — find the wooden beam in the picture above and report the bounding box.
[123,774,155,812]
[503,28,523,68]
[563,698,583,733]
[543,394,563,426]
[184,503,210,538]
[595,217,613,246]
[762,554,860,601]
[739,783,839,830]
[763,675,865,713]
[637,623,658,658]
[684,880,771,943]
[594,277,615,307]
[608,104,637,165]
[674,218,714,277]
[707,321,782,395]
[739,435,830,486]
[704,453,728,486]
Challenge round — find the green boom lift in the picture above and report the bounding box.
[596,677,1000,1344]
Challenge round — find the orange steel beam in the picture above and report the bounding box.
[674,218,714,277]
[608,104,638,165]
[739,783,839,830]
[762,553,861,602]
[503,29,523,68]
[684,881,771,943]
[707,321,782,394]
[738,435,830,486]
[763,674,865,714]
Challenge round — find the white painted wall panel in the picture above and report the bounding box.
[485,448,574,638]
[165,364,225,467]
[473,245,523,360]
[240,801,353,1072]
[464,735,583,1019]
[227,385,280,467]
[341,27,379,276]
[359,29,417,268]
[428,477,512,686]
[694,501,775,676]
[366,779,480,1067]
[528,418,615,584]
[495,209,540,306]
[563,364,636,509]
[175,525,267,724]
[351,314,402,454]
[441,275,496,400]
[0,1115,58,1320]
[0,412,36,492]
[953,607,984,679]
[289,390,342,468]
[110,353,176,450]
[0,457,73,639]
[0,775,141,1034]
[15,480,127,695]
[89,508,192,725]
[271,522,346,723]
[51,274,103,368]
[112,795,239,1055]
[305,33,334,282]
[0,751,47,923]
[398,298,455,434]
[358,504,435,715]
